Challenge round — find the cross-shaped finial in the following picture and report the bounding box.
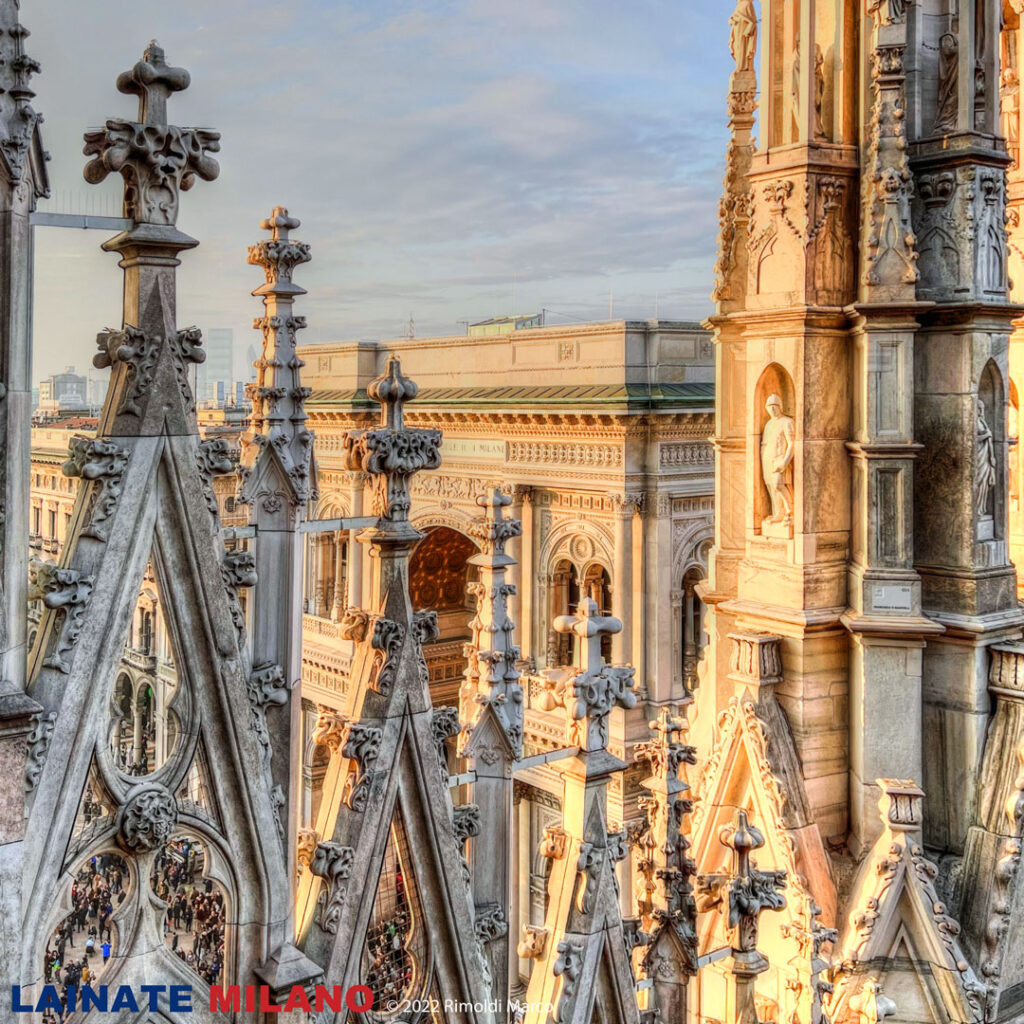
[261,206,301,242]
[553,598,622,672]
[115,40,191,125]
[477,487,512,518]
[651,707,687,748]
[368,355,419,431]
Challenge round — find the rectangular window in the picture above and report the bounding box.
[48,509,56,538]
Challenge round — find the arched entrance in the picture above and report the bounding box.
[409,525,479,703]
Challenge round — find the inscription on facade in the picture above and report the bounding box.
[872,585,912,613]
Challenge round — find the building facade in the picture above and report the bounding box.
[691,1,1024,1022]
[295,321,716,965]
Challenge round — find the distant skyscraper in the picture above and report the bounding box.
[196,328,234,403]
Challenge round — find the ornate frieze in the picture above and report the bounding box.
[659,442,713,468]
[506,440,621,468]
[61,436,130,542]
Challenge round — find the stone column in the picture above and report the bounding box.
[516,488,534,658]
[330,530,346,620]
[512,784,530,997]
[347,473,366,611]
[131,701,144,768]
[312,535,326,617]
[0,2,44,695]
[611,494,633,665]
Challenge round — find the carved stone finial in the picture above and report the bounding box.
[115,40,190,125]
[460,486,524,759]
[468,488,521,556]
[240,207,316,505]
[697,810,786,957]
[371,354,418,432]
[343,356,442,525]
[540,599,636,752]
[0,11,44,186]
[553,597,622,673]
[83,43,219,226]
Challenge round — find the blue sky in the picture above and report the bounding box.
[29,0,732,381]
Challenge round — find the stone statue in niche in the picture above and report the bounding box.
[760,394,795,533]
[868,0,907,25]
[1010,400,1019,512]
[1002,68,1020,169]
[934,34,959,134]
[792,31,801,139]
[729,0,757,73]
[813,45,826,138]
[975,398,997,522]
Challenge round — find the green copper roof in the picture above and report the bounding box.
[308,381,714,413]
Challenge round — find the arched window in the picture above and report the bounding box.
[582,563,613,662]
[548,559,580,667]
[681,566,707,695]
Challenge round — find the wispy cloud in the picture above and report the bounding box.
[29,0,731,376]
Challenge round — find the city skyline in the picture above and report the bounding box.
[28,0,730,381]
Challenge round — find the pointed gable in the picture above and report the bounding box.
[520,601,641,1024]
[18,42,311,1003]
[829,780,985,1024]
[295,355,495,1021]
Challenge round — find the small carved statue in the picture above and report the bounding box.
[729,0,757,74]
[868,0,906,27]
[813,44,826,138]
[975,398,997,520]
[1001,67,1020,169]
[760,394,795,526]
[934,33,959,134]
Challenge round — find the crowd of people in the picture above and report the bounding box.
[365,865,415,1008]
[42,853,127,1020]
[37,839,227,1021]
[152,839,226,985]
